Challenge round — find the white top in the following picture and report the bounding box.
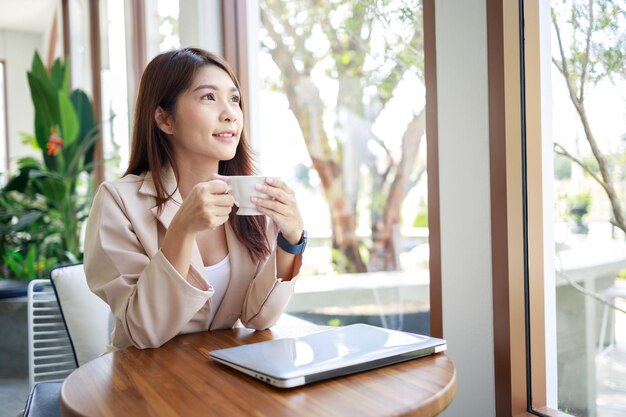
[204,255,231,323]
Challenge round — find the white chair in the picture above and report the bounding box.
[48,263,111,367]
[598,285,626,355]
[27,279,75,387]
[24,263,112,417]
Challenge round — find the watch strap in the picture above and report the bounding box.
[277,230,307,255]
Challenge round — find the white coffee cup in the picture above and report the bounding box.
[226,176,273,216]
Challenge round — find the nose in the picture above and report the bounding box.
[220,102,238,123]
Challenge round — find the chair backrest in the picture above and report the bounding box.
[27,279,76,388]
[49,263,112,367]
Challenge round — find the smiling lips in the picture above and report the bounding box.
[213,131,237,142]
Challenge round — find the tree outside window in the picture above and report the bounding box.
[258,0,427,275]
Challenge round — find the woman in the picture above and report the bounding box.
[84,48,306,350]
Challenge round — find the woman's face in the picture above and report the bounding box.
[167,65,243,167]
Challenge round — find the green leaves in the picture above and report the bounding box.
[27,71,58,152]
[0,190,63,281]
[3,245,59,281]
[58,90,79,146]
[553,0,626,90]
[67,89,97,174]
[27,51,83,172]
[2,51,98,280]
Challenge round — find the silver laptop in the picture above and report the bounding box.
[208,323,447,388]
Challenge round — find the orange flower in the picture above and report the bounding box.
[47,129,63,155]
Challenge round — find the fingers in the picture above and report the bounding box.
[250,179,303,238]
[253,185,293,217]
[202,178,230,194]
[210,193,235,208]
[191,180,233,204]
[183,181,235,230]
[205,199,234,215]
[210,173,230,183]
[255,179,292,203]
[252,196,287,216]
[265,177,293,194]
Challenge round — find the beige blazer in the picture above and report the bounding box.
[83,167,302,350]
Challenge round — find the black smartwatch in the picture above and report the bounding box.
[277,230,307,255]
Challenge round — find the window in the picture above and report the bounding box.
[99,0,181,181]
[101,0,131,178]
[145,0,181,55]
[253,0,430,334]
[156,0,180,52]
[548,1,626,415]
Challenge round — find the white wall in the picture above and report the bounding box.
[0,29,42,174]
[435,1,496,416]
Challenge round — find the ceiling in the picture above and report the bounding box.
[0,0,57,35]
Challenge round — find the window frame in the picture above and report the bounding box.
[489,1,571,416]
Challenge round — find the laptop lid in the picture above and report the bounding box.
[208,323,447,388]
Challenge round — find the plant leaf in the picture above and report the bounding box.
[3,167,32,193]
[33,110,59,172]
[27,73,56,146]
[29,170,66,207]
[49,58,65,92]
[11,211,44,232]
[58,90,79,146]
[66,125,100,177]
[68,89,97,173]
[29,51,48,85]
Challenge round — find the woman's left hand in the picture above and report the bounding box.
[252,178,303,244]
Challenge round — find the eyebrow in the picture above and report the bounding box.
[192,84,240,94]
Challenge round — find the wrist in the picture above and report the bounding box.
[163,220,195,251]
[283,230,303,245]
[277,230,307,255]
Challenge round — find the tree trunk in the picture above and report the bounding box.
[370,110,426,271]
[260,1,425,273]
[287,75,368,272]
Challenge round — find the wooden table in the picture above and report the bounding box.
[60,322,456,417]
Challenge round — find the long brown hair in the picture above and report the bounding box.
[125,48,270,262]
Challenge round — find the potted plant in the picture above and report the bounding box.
[567,192,591,235]
[0,51,98,295]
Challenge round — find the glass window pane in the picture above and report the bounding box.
[255,0,429,334]
[550,1,626,415]
[102,0,130,179]
[157,0,180,52]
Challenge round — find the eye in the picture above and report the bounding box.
[202,93,215,101]
[230,95,240,103]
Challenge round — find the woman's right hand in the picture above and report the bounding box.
[161,178,234,277]
[173,179,234,234]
